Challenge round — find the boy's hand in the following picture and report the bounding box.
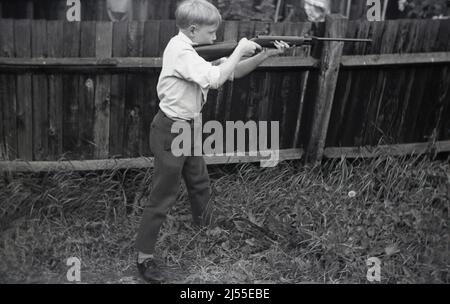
[236,38,262,57]
[263,40,291,57]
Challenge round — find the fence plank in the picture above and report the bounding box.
[0,19,14,57]
[430,66,450,143]
[124,21,144,157]
[241,21,271,125]
[0,75,5,159]
[437,20,450,141]
[127,21,144,57]
[78,21,97,159]
[439,67,450,141]
[365,20,399,145]
[267,22,287,148]
[354,21,385,147]
[133,22,148,156]
[93,21,113,159]
[0,19,17,160]
[62,21,80,159]
[133,0,149,21]
[143,21,161,156]
[96,0,107,21]
[399,20,441,144]
[158,20,177,56]
[31,20,49,160]
[367,20,413,145]
[139,72,152,156]
[338,19,371,146]
[124,75,142,157]
[326,19,367,147]
[110,21,128,158]
[284,22,312,148]
[294,22,313,149]
[223,20,239,42]
[226,21,255,153]
[47,21,64,160]
[218,21,239,124]
[143,20,160,57]
[0,75,17,160]
[232,21,255,122]
[306,15,347,164]
[14,19,33,160]
[80,21,97,56]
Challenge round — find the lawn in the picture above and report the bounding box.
[0,154,449,283]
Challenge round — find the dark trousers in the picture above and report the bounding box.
[135,109,212,254]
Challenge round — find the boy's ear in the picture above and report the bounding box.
[188,24,198,35]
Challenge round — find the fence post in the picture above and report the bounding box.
[305,14,348,164]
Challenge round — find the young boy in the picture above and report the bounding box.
[135,0,289,283]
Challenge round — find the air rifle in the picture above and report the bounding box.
[194,35,372,61]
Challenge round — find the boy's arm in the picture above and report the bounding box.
[233,51,269,79]
[214,38,262,87]
[233,40,291,79]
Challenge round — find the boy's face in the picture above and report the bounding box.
[189,24,218,45]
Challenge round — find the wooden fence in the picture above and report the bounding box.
[0,16,450,171]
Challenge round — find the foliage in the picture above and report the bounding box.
[214,0,277,21]
[400,0,449,19]
[1,154,449,283]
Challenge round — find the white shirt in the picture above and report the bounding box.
[157,31,233,121]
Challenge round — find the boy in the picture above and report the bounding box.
[135,0,289,283]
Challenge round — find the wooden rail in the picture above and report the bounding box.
[0,57,318,70]
[0,149,304,172]
[0,52,449,71]
[323,140,450,158]
[341,52,450,67]
[1,140,449,172]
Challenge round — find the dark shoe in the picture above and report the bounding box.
[136,258,164,283]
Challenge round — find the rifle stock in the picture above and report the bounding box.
[194,35,372,61]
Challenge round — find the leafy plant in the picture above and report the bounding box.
[400,0,449,19]
[214,0,277,21]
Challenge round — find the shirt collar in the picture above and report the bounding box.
[177,31,199,46]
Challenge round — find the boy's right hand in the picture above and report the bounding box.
[236,38,262,57]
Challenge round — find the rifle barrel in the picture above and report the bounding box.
[312,37,372,42]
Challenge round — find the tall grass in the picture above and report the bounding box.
[0,154,449,283]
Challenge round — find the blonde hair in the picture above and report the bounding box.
[175,0,222,29]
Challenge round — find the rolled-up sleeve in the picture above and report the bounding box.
[173,48,222,89]
[213,57,234,82]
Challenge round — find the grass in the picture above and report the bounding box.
[0,154,449,284]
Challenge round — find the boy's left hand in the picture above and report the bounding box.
[263,40,291,57]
